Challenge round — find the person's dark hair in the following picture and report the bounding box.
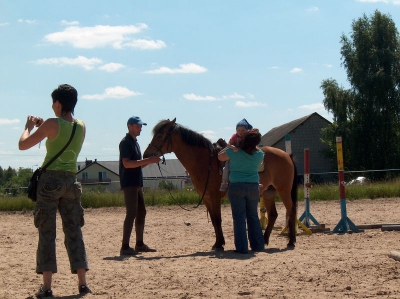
[240,129,261,155]
[51,84,78,115]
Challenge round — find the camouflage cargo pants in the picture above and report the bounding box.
[33,170,88,274]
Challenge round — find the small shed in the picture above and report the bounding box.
[260,112,334,182]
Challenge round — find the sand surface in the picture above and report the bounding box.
[1,198,400,299]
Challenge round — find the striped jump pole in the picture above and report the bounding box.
[332,137,363,234]
[298,148,320,227]
[281,135,312,235]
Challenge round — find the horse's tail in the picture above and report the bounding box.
[290,155,298,214]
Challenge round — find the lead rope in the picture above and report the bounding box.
[156,147,213,211]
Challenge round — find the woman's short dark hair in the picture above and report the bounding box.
[51,84,78,115]
[240,129,261,154]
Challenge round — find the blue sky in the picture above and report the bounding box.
[1,0,399,170]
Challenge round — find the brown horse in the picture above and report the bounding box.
[143,118,298,250]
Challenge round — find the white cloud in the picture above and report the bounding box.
[222,92,246,100]
[290,67,303,73]
[44,24,163,49]
[98,63,126,72]
[269,66,280,70]
[299,103,325,110]
[184,92,255,102]
[200,130,218,140]
[145,63,207,74]
[324,64,333,68]
[235,101,267,108]
[32,56,102,70]
[0,150,13,155]
[81,86,142,100]
[123,39,166,50]
[0,118,20,125]
[306,6,319,12]
[0,22,9,27]
[18,19,37,24]
[60,20,79,26]
[183,93,217,101]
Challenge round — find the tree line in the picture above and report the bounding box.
[0,166,32,195]
[321,10,400,180]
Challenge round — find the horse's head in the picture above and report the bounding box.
[143,118,177,158]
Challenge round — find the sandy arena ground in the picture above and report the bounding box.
[1,198,400,299]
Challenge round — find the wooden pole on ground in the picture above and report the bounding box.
[388,251,400,262]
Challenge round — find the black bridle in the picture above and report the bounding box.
[147,123,213,211]
[147,124,176,164]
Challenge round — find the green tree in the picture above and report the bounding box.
[0,166,3,186]
[2,167,31,195]
[321,10,400,179]
[16,167,33,186]
[3,166,16,183]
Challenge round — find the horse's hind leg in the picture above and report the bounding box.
[279,191,296,249]
[261,186,277,246]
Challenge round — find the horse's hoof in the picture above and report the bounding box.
[214,247,225,252]
[287,243,295,250]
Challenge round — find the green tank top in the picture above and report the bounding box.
[42,118,85,172]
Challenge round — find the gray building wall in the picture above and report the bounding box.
[270,114,334,181]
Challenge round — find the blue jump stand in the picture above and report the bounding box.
[299,197,320,227]
[332,198,363,233]
[298,148,320,228]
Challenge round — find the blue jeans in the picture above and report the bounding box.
[228,182,264,253]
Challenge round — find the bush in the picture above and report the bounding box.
[158,180,177,191]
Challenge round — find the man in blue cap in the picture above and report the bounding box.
[119,116,161,255]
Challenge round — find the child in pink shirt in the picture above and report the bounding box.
[219,118,253,191]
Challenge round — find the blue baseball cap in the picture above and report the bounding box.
[127,116,147,126]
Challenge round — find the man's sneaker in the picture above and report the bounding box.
[135,244,157,252]
[35,286,53,298]
[219,182,228,192]
[120,247,138,256]
[79,284,92,294]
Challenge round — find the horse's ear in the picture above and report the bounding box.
[171,118,176,125]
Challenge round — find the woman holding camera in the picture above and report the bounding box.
[18,84,91,298]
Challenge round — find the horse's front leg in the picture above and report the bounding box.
[210,215,225,251]
[205,195,225,251]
